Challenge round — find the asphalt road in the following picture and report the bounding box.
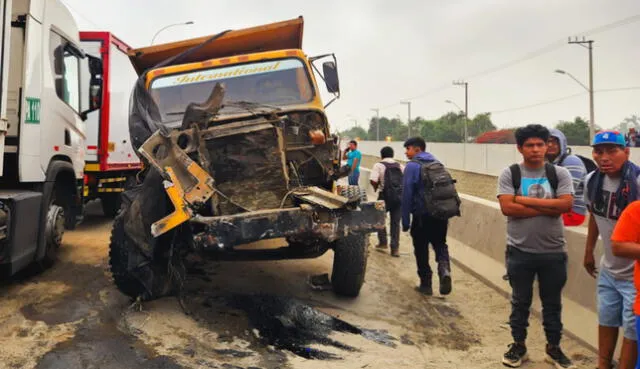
[0,202,596,369]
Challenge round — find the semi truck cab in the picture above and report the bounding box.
[0,0,101,275]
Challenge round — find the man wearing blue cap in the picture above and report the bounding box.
[584,130,640,369]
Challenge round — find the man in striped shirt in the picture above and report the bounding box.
[546,129,588,226]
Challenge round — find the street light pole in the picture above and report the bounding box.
[400,101,412,139]
[371,108,380,141]
[568,37,595,142]
[151,21,195,45]
[453,80,469,142]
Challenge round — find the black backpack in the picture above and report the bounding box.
[413,159,461,220]
[509,163,558,195]
[558,150,597,174]
[380,162,403,209]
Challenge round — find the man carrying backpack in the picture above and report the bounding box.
[546,129,592,226]
[370,146,404,257]
[497,124,575,368]
[583,131,640,369]
[402,137,460,296]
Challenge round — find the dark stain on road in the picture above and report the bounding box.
[206,294,397,360]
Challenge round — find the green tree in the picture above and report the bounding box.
[468,113,497,139]
[555,117,592,145]
[367,116,407,141]
[338,126,367,140]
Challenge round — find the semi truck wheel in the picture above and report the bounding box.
[101,176,136,218]
[101,194,121,218]
[41,204,65,267]
[331,233,368,297]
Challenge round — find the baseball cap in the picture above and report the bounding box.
[592,130,626,147]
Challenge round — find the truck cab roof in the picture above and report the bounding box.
[128,17,304,76]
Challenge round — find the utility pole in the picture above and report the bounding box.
[453,80,469,142]
[568,36,595,143]
[400,101,412,139]
[370,108,380,141]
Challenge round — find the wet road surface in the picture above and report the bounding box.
[0,203,596,368]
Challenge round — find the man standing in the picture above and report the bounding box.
[370,146,404,257]
[546,129,588,226]
[584,131,640,369]
[401,137,451,296]
[497,124,575,368]
[343,140,362,186]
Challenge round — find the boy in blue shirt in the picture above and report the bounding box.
[343,140,362,186]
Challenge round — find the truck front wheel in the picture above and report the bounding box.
[41,204,65,267]
[109,212,177,301]
[331,233,369,297]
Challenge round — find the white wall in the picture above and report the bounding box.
[357,141,640,177]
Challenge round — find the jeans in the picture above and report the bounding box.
[597,268,637,340]
[348,171,360,186]
[378,201,402,250]
[506,246,567,346]
[410,214,450,281]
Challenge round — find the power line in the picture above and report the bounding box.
[489,86,640,115]
[462,14,640,81]
[378,13,640,111]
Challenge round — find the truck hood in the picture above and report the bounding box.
[128,17,304,75]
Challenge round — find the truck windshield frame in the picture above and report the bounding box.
[148,57,316,123]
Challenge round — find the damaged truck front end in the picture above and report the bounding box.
[109,17,384,302]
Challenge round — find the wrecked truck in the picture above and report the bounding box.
[109,17,385,301]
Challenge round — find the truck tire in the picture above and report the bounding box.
[109,213,148,299]
[109,210,179,301]
[101,177,136,218]
[331,233,369,297]
[41,204,65,267]
[101,195,120,218]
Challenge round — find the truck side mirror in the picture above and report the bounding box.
[80,55,103,119]
[53,45,65,75]
[322,61,340,94]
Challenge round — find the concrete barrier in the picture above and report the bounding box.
[355,141,640,177]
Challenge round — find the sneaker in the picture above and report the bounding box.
[438,261,452,295]
[375,244,388,250]
[390,249,400,257]
[545,345,575,368]
[502,342,528,368]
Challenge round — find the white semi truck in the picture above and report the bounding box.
[0,0,101,275]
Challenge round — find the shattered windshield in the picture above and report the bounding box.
[149,58,314,123]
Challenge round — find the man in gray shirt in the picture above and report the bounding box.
[583,130,640,369]
[497,124,575,368]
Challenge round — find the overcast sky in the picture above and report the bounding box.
[64,0,640,134]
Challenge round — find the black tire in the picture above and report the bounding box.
[109,213,149,299]
[331,233,369,297]
[101,176,137,218]
[40,204,65,267]
[101,194,121,218]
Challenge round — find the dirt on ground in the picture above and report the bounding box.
[0,201,596,368]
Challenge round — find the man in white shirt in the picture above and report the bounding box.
[370,146,404,257]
